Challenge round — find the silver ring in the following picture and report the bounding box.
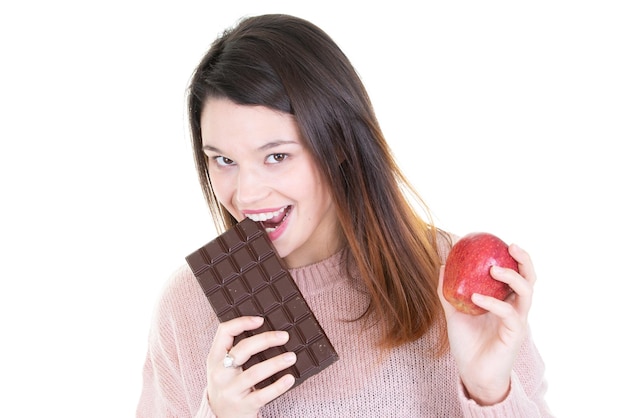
[223,352,238,368]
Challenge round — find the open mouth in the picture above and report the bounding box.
[245,205,292,233]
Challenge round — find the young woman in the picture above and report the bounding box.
[137,14,552,417]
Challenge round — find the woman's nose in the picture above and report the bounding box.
[235,166,270,205]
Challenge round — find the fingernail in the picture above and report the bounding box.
[283,352,297,363]
[281,374,296,388]
[472,293,485,302]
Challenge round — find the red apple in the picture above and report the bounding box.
[443,232,518,315]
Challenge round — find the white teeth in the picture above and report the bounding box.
[245,206,286,222]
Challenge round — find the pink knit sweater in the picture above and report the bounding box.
[137,250,552,417]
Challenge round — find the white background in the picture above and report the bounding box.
[1,1,624,417]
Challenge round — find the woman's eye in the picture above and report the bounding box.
[213,156,235,166]
[266,153,287,164]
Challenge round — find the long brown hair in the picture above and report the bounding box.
[187,14,446,349]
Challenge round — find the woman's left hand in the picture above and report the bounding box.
[437,243,536,406]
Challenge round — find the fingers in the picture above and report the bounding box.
[509,243,536,286]
[208,316,265,367]
[473,245,534,314]
[243,377,296,411]
[487,244,536,315]
[440,242,537,319]
[217,350,296,411]
[227,329,290,370]
[487,244,535,291]
[209,316,293,377]
[239,353,297,406]
[206,316,297,415]
[470,292,517,319]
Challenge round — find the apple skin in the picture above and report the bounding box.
[443,232,518,315]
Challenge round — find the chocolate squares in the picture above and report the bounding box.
[185,218,338,390]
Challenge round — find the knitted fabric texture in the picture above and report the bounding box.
[137,250,552,417]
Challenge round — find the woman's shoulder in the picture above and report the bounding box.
[163,263,202,299]
[152,263,213,324]
[144,263,218,379]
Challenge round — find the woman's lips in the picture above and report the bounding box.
[243,205,292,236]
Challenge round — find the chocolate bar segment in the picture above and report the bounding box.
[185,218,339,390]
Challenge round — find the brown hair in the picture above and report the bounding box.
[187,14,447,349]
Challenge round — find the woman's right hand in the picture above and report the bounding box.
[205,316,297,417]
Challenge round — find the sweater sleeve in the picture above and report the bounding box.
[194,389,217,418]
[438,232,553,416]
[136,266,217,418]
[457,334,554,417]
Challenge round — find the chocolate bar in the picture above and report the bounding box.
[185,218,339,390]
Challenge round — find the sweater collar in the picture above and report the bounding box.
[287,249,348,298]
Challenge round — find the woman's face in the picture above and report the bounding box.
[200,97,342,268]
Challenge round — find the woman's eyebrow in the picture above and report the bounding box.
[257,140,298,151]
[202,140,298,153]
[202,144,221,153]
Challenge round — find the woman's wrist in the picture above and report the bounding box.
[462,378,511,406]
